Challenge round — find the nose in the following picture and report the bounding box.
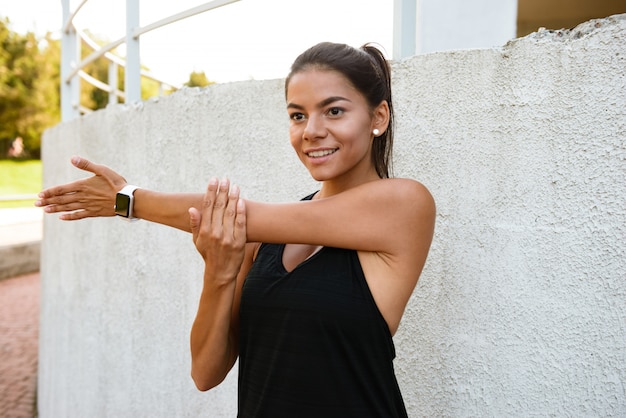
[302,115,326,141]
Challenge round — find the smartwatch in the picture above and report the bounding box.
[115,185,141,221]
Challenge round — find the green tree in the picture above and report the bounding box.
[0,17,210,158]
[184,71,214,88]
[0,17,60,158]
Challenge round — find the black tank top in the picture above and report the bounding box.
[238,195,408,417]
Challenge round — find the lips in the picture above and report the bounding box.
[306,149,337,158]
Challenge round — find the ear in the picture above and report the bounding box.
[372,100,390,135]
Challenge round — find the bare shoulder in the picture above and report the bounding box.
[346,178,436,250]
[382,178,435,235]
[355,178,436,219]
[382,177,434,201]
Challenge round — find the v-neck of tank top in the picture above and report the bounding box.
[277,244,326,274]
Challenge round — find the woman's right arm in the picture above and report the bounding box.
[188,179,251,390]
[40,158,253,389]
[36,156,202,232]
[133,189,201,232]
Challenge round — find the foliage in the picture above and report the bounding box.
[185,71,214,88]
[0,17,60,159]
[0,16,215,160]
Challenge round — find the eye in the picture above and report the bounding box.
[289,112,306,122]
[327,107,344,117]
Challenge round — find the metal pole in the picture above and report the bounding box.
[133,0,240,38]
[125,0,141,103]
[393,0,418,60]
[61,0,80,121]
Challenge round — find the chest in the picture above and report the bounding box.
[241,244,383,323]
[281,243,322,272]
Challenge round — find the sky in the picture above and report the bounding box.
[1,0,394,85]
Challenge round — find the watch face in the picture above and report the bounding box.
[115,193,131,217]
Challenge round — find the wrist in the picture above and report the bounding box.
[203,265,239,289]
[115,185,141,221]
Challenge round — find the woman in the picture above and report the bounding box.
[37,42,435,417]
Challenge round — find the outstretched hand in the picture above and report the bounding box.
[36,156,128,220]
[189,178,247,284]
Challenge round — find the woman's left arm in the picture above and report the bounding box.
[245,178,435,258]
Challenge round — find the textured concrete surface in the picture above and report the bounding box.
[38,15,626,417]
[0,272,40,418]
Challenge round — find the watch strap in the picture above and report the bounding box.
[115,185,141,221]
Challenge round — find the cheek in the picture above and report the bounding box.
[289,126,302,149]
[339,128,370,150]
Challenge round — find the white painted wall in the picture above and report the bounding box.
[39,15,626,417]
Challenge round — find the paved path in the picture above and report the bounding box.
[0,208,42,417]
[0,208,42,416]
[0,272,40,418]
[0,208,42,246]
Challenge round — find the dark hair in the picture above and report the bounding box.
[285,42,394,178]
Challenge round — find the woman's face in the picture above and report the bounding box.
[286,69,379,188]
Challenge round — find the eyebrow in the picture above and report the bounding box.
[287,96,352,110]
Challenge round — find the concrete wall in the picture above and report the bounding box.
[39,15,626,417]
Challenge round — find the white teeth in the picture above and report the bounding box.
[307,149,336,158]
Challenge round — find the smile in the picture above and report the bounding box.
[306,149,337,158]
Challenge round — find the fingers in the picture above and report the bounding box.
[36,178,114,217]
[193,178,245,254]
[37,180,82,201]
[189,207,202,244]
[37,156,128,220]
[37,158,90,200]
[37,156,114,202]
[221,184,240,242]
[58,210,94,221]
[234,198,247,245]
[41,200,85,215]
[199,177,220,235]
[36,183,82,208]
[71,155,128,188]
[210,178,231,231]
[71,155,103,176]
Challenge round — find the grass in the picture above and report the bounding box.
[0,159,42,208]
